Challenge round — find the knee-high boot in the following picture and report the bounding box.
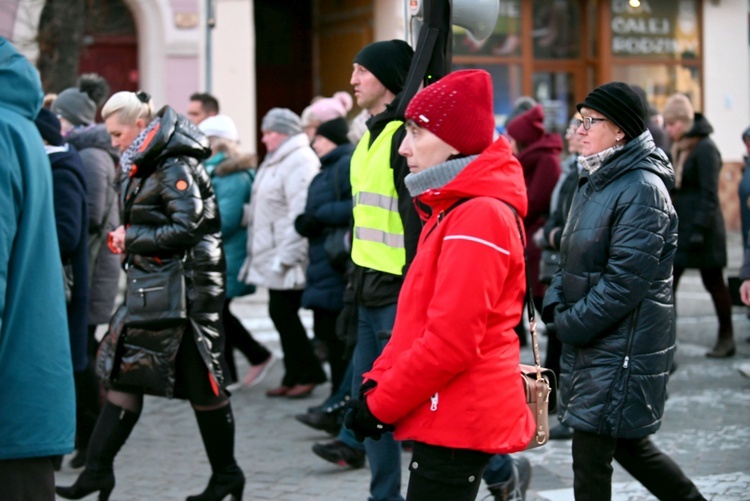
[187,404,245,501]
[707,283,736,358]
[56,402,140,501]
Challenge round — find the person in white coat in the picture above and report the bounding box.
[239,108,327,398]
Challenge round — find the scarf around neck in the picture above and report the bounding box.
[579,143,624,175]
[404,155,477,197]
[120,117,161,176]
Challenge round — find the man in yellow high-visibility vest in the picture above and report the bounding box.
[311,40,419,501]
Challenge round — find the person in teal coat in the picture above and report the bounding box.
[200,115,275,389]
[0,37,76,500]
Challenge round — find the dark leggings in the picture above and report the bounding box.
[221,299,271,382]
[405,442,492,501]
[313,308,348,393]
[268,289,326,387]
[572,430,705,501]
[673,266,733,335]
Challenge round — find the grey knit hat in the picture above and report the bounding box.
[52,88,97,126]
[261,108,302,136]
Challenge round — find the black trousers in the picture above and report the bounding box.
[0,457,55,501]
[673,266,733,335]
[312,308,347,392]
[268,289,326,387]
[572,430,705,501]
[405,442,492,501]
[221,299,271,382]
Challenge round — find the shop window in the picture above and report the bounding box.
[533,0,582,59]
[611,63,701,112]
[452,0,521,57]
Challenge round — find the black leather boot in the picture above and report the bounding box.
[56,402,140,501]
[188,404,245,501]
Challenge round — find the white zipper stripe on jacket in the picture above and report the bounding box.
[443,235,510,255]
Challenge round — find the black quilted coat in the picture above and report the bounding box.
[542,131,678,439]
[106,106,226,397]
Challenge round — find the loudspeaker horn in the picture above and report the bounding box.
[409,0,500,42]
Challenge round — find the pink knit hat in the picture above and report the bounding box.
[301,92,353,127]
[405,69,495,155]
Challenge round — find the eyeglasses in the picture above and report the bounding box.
[575,117,608,130]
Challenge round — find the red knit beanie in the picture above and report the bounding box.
[404,70,494,155]
[506,104,545,146]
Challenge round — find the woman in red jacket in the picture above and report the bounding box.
[345,69,535,501]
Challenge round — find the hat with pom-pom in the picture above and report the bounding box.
[405,69,495,155]
[302,92,353,127]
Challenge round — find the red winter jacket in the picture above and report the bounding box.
[364,138,536,454]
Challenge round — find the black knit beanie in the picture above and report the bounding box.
[576,82,648,140]
[35,108,63,146]
[353,40,414,95]
[315,117,350,146]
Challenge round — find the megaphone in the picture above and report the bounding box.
[409,0,500,42]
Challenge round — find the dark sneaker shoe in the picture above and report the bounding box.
[488,456,531,501]
[295,410,342,435]
[549,423,574,440]
[312,440,365,469]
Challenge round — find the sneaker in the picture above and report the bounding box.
[312,440,365,469]
[549,423,574,440]
[243,354,276,388]
[488,456,531,501]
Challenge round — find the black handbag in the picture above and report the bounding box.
[325,162,350,273]
[125,257,187,329]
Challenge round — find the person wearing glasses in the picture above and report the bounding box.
[542,82,705,500]
[57,91,244,501]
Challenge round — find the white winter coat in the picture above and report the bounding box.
[238,133,320,290]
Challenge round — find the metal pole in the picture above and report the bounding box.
[206,0,216,92]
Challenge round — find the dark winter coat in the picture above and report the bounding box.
[66,124,121,325]
[0,38,75,459]
[49,144,90,372]
[299,143,354,312]
[516,132,562,297]
[671,113,727,269]
[206,152,256,299]
[543,131,678,439]
[110,106,226,397]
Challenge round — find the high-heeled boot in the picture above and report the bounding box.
[187,404,245,501]
[56,402,140,501]
[706,281,736,358]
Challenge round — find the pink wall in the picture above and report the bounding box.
[0,0,20,39]
[165,56,200,115]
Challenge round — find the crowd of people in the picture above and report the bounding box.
[2,31,747,501]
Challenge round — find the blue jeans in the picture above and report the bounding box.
[353,303,403,501]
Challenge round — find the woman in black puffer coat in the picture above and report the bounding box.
[664,93,734,358]
[543,82,705,501]
[295,117,353,394]
[57,92,243,501]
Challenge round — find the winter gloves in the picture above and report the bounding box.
[345,380,394,442]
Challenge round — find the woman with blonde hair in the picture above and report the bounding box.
[57,91,244,501]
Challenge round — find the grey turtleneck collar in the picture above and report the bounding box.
[404,155,477,197]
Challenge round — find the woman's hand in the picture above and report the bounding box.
[740,279,750,306]
[107,225,126,254]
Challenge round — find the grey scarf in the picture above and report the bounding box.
[404,155,477,197]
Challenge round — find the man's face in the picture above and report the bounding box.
[398,120,458,174]
[187,100,209,125]
[350,63,389,114]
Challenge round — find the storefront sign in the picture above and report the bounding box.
[611,0,699,57]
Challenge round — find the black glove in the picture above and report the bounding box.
[294,214,324,238]
[345,396,394,442]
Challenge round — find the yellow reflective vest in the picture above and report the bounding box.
[350,120,405,276]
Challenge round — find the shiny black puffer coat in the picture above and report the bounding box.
[542,131,678,439]
[116,106,226,396]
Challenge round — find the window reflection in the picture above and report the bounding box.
[453,0,521,57]
[533,0,581,59]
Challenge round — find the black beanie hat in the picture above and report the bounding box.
[353,40,414,95]
[315,117,350,146]
[576,81,648,140]
[35,108,63,146]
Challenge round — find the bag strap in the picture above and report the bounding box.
[423,197,471,241]
[501,202,544,382]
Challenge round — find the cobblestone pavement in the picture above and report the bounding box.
[55,232,750,500]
